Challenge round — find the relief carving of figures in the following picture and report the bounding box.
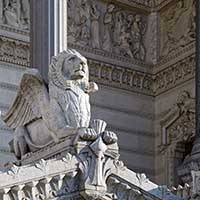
[4,0,21,28]
[118,26,134,58]
[130,14,146,60]
[113,11,125,48]
[20,0,30,28]
[102,5,146,60]
[68,0,77,43]
[0,0,30,29]
[76,0,91,45]
[67,1,147,61]
[102,4,115,52]
[90,2,100,49]
[160,0,195,57]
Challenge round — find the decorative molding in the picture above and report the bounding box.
[153,55,195,95]
[0,147,11,154]
[155,43,195,72]
[88,59,154,96]
[122,0,154,9]
[0,36,30,67]
[0,40,195,97]
[0,61,27,72]
[0,24,29,36]
[68,43,150,69]
[0,82,19,92]
[154,0,177,10]
[0,126,12,133]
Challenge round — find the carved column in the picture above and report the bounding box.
[30,0,67,83]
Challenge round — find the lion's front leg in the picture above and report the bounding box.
[11,126,29,159]
[78,127,99,141]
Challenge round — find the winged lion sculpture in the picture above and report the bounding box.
[2,49,99,159]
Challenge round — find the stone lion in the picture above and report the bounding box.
[2,49,98,159]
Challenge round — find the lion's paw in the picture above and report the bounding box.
[102,131,118,145]
[79,128,98,141]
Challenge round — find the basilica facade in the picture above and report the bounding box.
[0,0,196,189]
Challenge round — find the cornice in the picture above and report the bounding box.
[0,82,19,92]
[0,147,11,154]
[154,43,195,73]
[88,59,154,96]
[0,25,29,36]
[0,126,12,133]
[114,0,152,12]
[0,36,30,67]
[153,0,177,11]
[0,34,195,97]
[153,54,195,96]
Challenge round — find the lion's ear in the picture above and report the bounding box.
[87,82,98,93]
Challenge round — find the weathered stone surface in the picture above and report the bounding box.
[2,49,99,160]
[0,0,196,189]
[0,127,180,200]
[0,0,30,30]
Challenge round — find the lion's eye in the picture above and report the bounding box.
[69,56,76,62]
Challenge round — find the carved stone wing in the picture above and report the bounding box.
[2,69,49,129]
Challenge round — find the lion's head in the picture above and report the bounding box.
[48,49,89,90]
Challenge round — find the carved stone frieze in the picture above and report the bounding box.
[160,0,195,58]
[127,0,155,7]
[68,0,147,61]
[0,36,30,66]
[0,36,195,98]
[154,55,195,95]
[0,37,195,97]
[0,0,30,30]
[88,59,153,96]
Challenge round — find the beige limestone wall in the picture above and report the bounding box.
[0,62,26,168]
[91,85,155,178]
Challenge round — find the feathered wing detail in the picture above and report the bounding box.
[2,69,49,130]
